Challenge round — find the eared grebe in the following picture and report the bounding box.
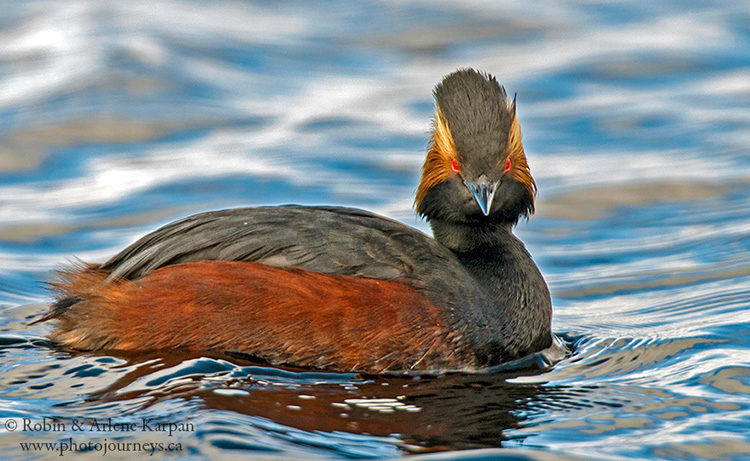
[38,69,552,373]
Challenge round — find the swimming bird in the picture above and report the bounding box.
[38,69,552,373]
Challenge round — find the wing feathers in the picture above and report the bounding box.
[101,206,452,284]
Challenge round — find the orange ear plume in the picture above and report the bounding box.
[415,109,457,209]
[506,115,536,212]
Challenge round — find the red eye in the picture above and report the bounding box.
[503,158,512,173]
[451,158,460,173]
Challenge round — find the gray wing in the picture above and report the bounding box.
[101,205,459,284]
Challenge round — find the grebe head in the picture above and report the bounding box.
[415,69,536,227]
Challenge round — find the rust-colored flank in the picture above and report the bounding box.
[49,261,470,373]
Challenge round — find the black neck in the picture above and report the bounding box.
[429,218,512,253]
[430,218,553,364]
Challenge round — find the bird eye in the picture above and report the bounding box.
[451,158,460,173]
[503,158,512,173]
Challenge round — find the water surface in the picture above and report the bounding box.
[1,1,748,459]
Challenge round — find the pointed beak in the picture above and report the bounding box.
[465,176,499,216]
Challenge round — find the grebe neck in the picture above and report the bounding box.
[429,218,513,253]
[430,218,553,363]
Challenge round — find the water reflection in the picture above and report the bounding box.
[58,350,556,451]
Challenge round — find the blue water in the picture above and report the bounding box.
[1,1,749,459]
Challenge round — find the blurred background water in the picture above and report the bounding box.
[0,0,748,459]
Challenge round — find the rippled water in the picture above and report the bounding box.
[1,1,748,459]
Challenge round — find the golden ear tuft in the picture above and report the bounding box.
[415,109,457,209]
[506,115,537,212]
[432,110,456,163]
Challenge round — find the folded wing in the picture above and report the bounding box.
[102,206,460,286]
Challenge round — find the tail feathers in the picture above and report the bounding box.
[32,262,108,325]
[30,296,83,325]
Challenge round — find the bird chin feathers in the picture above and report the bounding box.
[417,177,533,229]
